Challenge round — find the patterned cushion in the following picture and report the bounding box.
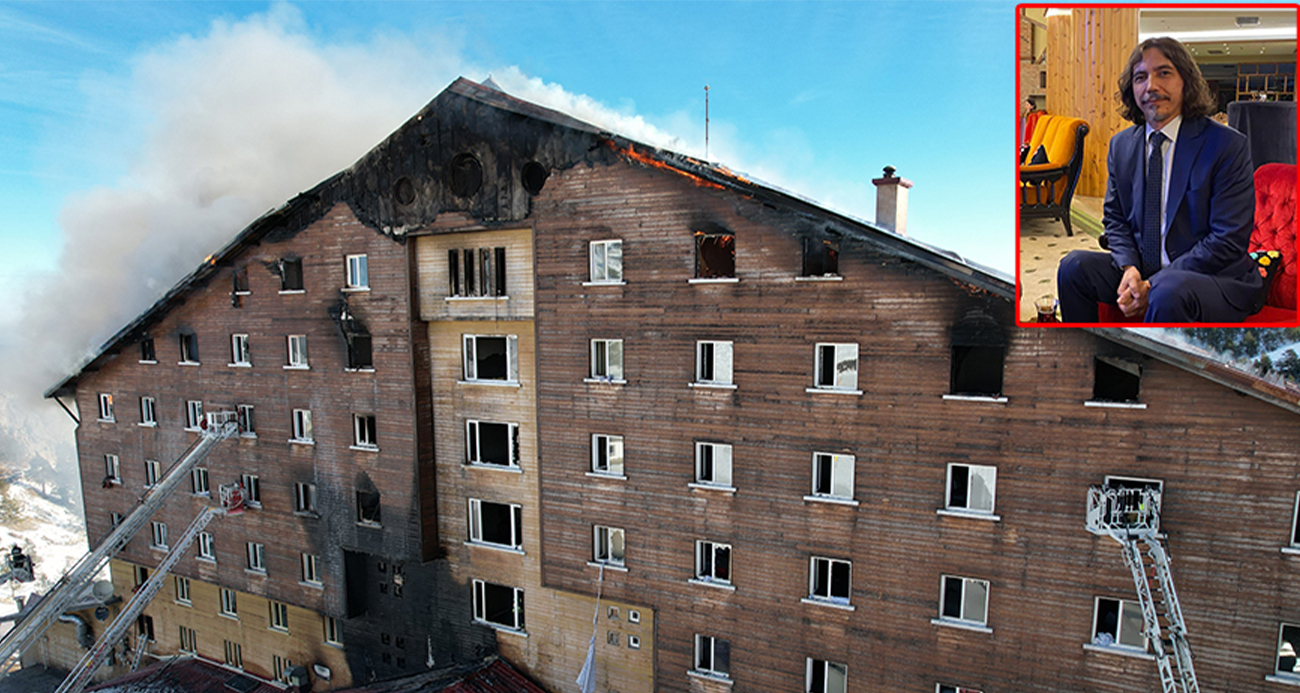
[1249,249,1284,313]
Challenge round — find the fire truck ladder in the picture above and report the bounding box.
[1086,485,1199,693]
[0,412,239,674]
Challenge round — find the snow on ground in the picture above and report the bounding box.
[0,479,91,618]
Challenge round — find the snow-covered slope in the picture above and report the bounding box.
[0,478,91,617]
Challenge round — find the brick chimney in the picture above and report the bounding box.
[872,165,913,236]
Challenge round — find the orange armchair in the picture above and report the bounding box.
[1020,115,1090,236]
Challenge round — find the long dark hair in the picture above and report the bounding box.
[1116,37,1217,124]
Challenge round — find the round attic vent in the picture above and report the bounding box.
[447,153,483,198]
[394,177,416,205]
[521,161,548,195]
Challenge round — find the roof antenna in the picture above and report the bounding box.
[704,85,710,161]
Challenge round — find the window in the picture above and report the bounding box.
[246,542,266,573]
[808,557,852,605]
[347,333,373,370]
[280,257,303,291]
[140,338,156,363]
[295,482,317,514]
[150,521,168,549]
[273,655,294,683]
[198,532,215,561]
[1092,356,1141,403]
[185,400,204,430]
[591,434,625,476]
[136,614,154,642]
[324,616,342,645]
[191,467,209,495]
[946,464,997,515]
[1291,492,1300,548]
[104,454,120,484]
[468,499,523,550]
[473,579,524,631]
[240,474,260,507]
[237,404,255,435]
[110,512,123,528]
[589,339,624,381]
[230,334,251,366]
[950,346,1005,397]
[219,588,237,617]
[287,335,308,368]
[301,553,321,584]
[448,247,506,297]
[695,541,732,585]
[1278,624,1300,677]
[133,565,149,587]
[811,452,854,500]
[179,333,199,364]
[593,526,625,567]
[356,490,382,526]
[695,341,734,386]
[629,609,641,624]
[589,240,623,283]
[694,442,733,488]
[139,397,156,426]
[144,459,160,487]
[223,639,243,667]
[693,634,731,679]
[232,266,250,294]
[807,659,848,693]
[937,686,984,693]
[269,600,289,631]
[174,576,191,604]
[353,414,378,449]
[465,420,519,468]
[97,393,114,421]
[939,575,989,627]
[291,409,313,443]
[802,237,840,277]
[813,343,859,391]
[629,635,641,649]
[178,626,197,653]
[694,230,735,279]
[346,254,369,289]
[463,334,518,382]
[1091,597,1146,650]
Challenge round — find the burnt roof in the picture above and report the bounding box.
[333,657,548,693]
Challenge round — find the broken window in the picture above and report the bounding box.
[590,240,623,283]
[291,409,313,443]
[448,247,506,297]
[473,579,524,631]
[937,685,983,693]
[1092,596,1145,650]
[179,333,200,364]
[695,341,734,386]
[1093,357,1141,403]
[230,334,251,366]
[695,540,731,584]
[802,237,840,277]
[240,474,260,506]
[104,454,120,484]
[465,420,519,468]
[133,565,149,588]
[136,614,155,642]
[280,258,304,292]
[185,400,203,430]
[468,499,523,550]
[590,339,624,381]
[236,404,254,436]
[1278,623,1300,676]
[591,434,625,476]
[946,464,997,515]
[295,482,317,514]
[812,452,854,500]
[809,557,852,604]
[463,334,518,382]
[693,634,730,679]
[695,442,733,488]
[939,575,989,626]
[140,338,156,363]
[950,313,1005,397]
[232,267,250,294]
[1291,492,1300,547]
[593,525,625,566]
[814,343,859,391]
[807,659,848,693]
[694,230,735,279]
[348,333,373,370]
[356,489,381,526]
[97,393,114,422]
[353,414,377,449]
[346,254,369,289]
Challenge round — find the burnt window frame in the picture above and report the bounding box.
[178,333,200,365]
[472,579,525,632]
[462,334,518,383]
[801,237,841,278]
[694,540,732,586]
[592,525,625,567]
[693,230,736,281]
[232,266,250,295]
[467,498,524,551]
[1088,356,1144,407]
[448,247,507,297]
[140,338,157,363]
[279,258,304,293]
[356,489,382,526]
[465,419,520,469]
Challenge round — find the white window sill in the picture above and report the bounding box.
[803,495,859,507]
[686,670,734,686]
[1282,547,1300,556]
[283,365,310,371]
[245,569,267,577]
[197,557,217,565]
[279,290,305,295]
[688,277,739,284]
[1266,674,1300,687]
[465,541,525,555]
[192,492,211,498]
[97,418,115,424]
[690,382,737,390]
[937,508,1001,522]
[930,618,992,634]
[356,521,383,529]
[150,545,168,552]
[689,578,736,591]
[586,472,628,481]
[138,422,157,428]
[474,620,528,637]
[299,581,324,590]
[105,479,122,486]
[244,502,261,510]
[219,612,239,621]
[689,482,737,494]
[942,394,1008,404]
[183,427,202,433]
[228,363,252,368]
[582,280,627,287]
[269,626,289,634]
[1082,643,1154,660]
[349,445,380,453]
[139,360,158,365]
[805,387,864,396]
[464,463,523,474]
[233,291,251,296]
[794,274,843,282]
[458,379,522,388]
[446,295,509,302]
[801,597,855,611]
[344,367,376,374]
[1084,400,1147,409]
[175,600,192,607]
[288,439,315,446]
[587,561,628,572]
[342,287,371,293]
[583,377,627,385]
[178,361,201,367]
[240,433,257,440]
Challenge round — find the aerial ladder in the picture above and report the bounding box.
[0,412,240,675]
[1086,484,1199,693]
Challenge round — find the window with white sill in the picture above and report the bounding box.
[104,454,120,484]
[693,634,731,679]
[219,587,237,616]
[287,335,308,368]
[695,442,732,488]
[807,658,847,693]
[291,409,313,443]
[191,467,209,495]
[463,334,518,382]
[185,400,204,430]
[295,482,317,514]
[938,575,989,627]
[246,542,266,573]
[695,540,731,585]
[694,230,735,280]
[346,254,369,289]
[301,553,321,584]
[473,579,525,631]
[97,393,114,421]
[802,237,840,277]
[279,257,303,291]
[811,452,854,501]
[144,459,160,488]
[593,525,625,567]
[240,474,260,507]
[150,521,168,549]
[808,556,851,606]
[236,404,255,435]
[139,396,156,426]
[589,240,623,283]
[231,334,251,366]
[695,341,734,386]
[813,343,858,391]
[353,414,378,449]
[591,434,624,476]
[1277,623,1300,678]
[198,531,215,560]
[590,339,623,382]
[945,464,997,515]
[269,600,289,631]
[1091,596,1146,650]
[465,420,519,468]
[178,333,200,364]
[468,499,523,550]
[448,247,506,297]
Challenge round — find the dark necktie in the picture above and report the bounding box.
[1141,131,1167,278]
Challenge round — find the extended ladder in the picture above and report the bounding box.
[1086,485,1199,693]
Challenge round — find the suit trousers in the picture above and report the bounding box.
[1057,250,1254,323]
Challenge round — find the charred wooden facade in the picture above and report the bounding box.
[48,78,1300,693]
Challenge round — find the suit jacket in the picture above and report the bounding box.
[1103,116,1260,310]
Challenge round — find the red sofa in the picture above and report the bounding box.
[1097,162,1296,324]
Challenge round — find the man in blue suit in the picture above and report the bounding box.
[1058,37,1262,322]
